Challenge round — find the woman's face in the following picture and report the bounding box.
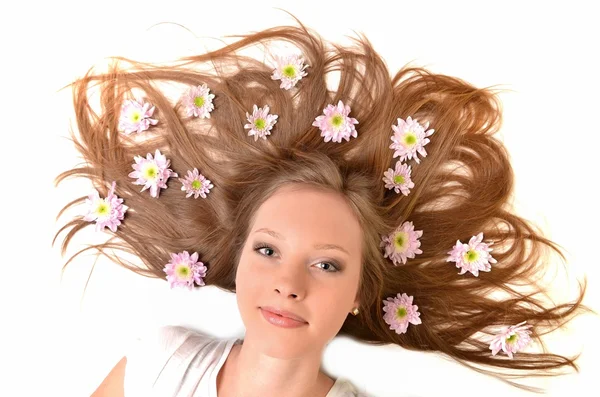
[235,184,362,358]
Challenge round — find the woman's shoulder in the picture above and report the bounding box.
[124,325,228,395]
[142,324,201,345]
[126,325,194,359]
[125,325,207,371]
[328,377,370,397]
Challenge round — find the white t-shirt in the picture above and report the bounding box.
[124,325,363,396]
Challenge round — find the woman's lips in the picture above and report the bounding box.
[260,306,307,322]
[260,308,308,328]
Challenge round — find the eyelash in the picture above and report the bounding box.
[252,243,341,273]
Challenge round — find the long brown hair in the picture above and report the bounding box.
[54,16,589,392]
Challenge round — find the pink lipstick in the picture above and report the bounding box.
[260,307,308,328]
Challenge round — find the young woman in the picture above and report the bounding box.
[54,16,588,397]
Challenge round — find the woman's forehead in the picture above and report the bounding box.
[251,186,362,251]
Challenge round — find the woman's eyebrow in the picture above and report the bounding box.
[255,227,285,240]
[313,243,349,255]
[254,227,350,255]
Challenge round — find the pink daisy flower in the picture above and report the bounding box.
[182,84,215,118]
[390,116,435,164]
[380,221,423,265]
[383,161,415,196]
[271,54,309,90]
[163,251,207,289]
[312,100,359,143]
[244,104,278,141]
[490,321,533,359]
[179,168,214,199]
[128,149,178,198]
[382,293,422,335]
[83,181,128,232]
[446,232,497,277]
[118,98,158,134]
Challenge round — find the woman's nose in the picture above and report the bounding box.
[273,261,307,300]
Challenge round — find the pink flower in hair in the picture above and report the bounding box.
[244,104,278,141]
[390,116,435,164]
[128,149,178,198]
[380,221,423,265]
[312,100,359,143]
[382,293,422,334]
[489,321,532,358]
[163,251,207,289]
[182,84,215,118]
[83,181,128,232]
[118,98,158,134]
[446,232,497,277]
[271,54,309,90]
[179,168,214,199]
[383,161,415,196]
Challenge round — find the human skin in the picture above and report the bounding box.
[219,183,363,397]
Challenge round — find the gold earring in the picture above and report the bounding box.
[351,307,359,316]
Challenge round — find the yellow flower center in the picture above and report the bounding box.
[143,164,159,180]
[95,201,110,216]
[194,96,205,107]
[176,265,190,278]
[330,114,343,128]
[506,334,518,344]
[393,175,405,184]
[191,180,202,190]
[404,132,417,146]
[130,111,141,122]
[283,65,296,78]
[255,118,266,130]
[464,250,479,263]
[396,307,407,319]
[394,232,407,251]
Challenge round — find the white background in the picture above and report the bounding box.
[1,1,599,396]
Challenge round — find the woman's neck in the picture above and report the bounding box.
[216,342,336,397]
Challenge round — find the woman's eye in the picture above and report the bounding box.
[316,262,339,273]
[254,244,276,257]
[258,247,275,256]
